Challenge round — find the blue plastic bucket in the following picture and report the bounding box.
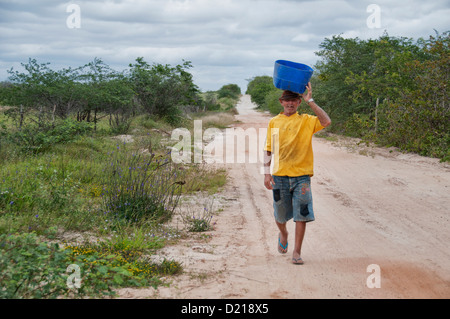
[273,60,314,94]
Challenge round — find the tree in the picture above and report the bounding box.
[128,57,200,125]
[246,76,274,108]
[314,35,375,124]
[6,59,80,123]
[313,31,449,160]
[217,84,241,99]
[380,32,449,159]
[75,58,135,131]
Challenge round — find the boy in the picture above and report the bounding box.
[263,82,331,264]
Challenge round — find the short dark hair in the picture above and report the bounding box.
[279,90,302,100]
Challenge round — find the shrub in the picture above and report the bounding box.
[0,232,147,299]
[264,88,283,114]
[128,58,200,126]
[246,76,274,108]
[100,142,185,225]
[344,113,375,138]
[0,118,93,154]
[218,97,236,110]
[64,233,182,285]
[0,233,69,299]
[0,230,178,299]
[217,84,241,100]
[179,195,216,232]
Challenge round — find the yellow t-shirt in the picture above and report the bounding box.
[264,112,324,177]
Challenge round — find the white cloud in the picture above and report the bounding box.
[0,0,448,91]
[291,33,316,42]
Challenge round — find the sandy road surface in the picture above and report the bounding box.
[119,95,450,299]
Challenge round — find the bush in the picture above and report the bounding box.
[0,118,93,154]
[344,113,375,138]
[179,195,215,232]
[264,88,283,114]
[201,92,221,111]
[0,233,69,298]
[314,32,449,161]
[217,84,241,100]
[64,239,181,289]
[100,141,185,225]
[246,76,274,108]
[218,97,236,110]
[128,58,200,126]
[0,232,171,299]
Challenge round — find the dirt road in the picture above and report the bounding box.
[120,95,450,299]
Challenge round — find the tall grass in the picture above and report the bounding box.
[100,141,185,225]
[0,108,229,297]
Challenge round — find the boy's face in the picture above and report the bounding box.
[279,97,301,116]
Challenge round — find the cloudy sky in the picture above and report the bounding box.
[0,0,449,92]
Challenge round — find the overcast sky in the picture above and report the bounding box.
[0,0,449,92]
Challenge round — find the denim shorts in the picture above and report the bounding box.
[272,175,315,223]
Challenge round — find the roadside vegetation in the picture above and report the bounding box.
[247,31,449,162]
[0,57,241,298]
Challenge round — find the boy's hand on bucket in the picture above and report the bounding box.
[303,82,312,102]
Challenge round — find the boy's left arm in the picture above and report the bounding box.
[303,82,331,128]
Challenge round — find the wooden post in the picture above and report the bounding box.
[375,97,379,133]
[52,104,56,127]
[19,104,24,130]
[94,108,97,131]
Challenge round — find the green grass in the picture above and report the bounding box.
[0,107,230,298]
